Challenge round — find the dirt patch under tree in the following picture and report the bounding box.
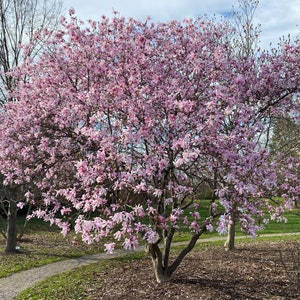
[83,241,299,300]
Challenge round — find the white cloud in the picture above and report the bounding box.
[255,0,300,47]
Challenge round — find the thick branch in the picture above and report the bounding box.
[167,225,207,277]
[163,226,175,270]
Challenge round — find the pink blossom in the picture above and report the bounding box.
[60,207,71,216]
[191,211,200,220]
[190,220,199,233]
[134,222,144,232]
[17,202,25,209]
[114,230,123,241]
[183,216,189,225]
[123,236,139,251]
[144,229,157,244]
[133,205,145,218]
[169,214,177,223]
[216,215,228,235]
[206,224,214,232]
[111,212,124,223]
[104,243,115,254]
[68,8,75,15]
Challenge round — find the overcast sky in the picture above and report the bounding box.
[62,1,300,50]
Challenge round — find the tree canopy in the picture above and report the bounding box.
[0,11,300,281]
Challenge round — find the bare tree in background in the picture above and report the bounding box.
[0,0,62,103]
[271,116,300,158]
[0,0,63,253]
[230,0,261,58]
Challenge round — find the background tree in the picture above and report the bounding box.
[218,0,298,252]
[270,115,300,207]
[0,0,62,253]
[229,0,260,58]
[271,116,300,158]
[220,0,261,251]
[0,12,299,282]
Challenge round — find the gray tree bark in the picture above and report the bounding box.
[5,199,17,253]
[224,221,236,251]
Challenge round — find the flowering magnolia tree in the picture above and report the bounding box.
[0,11,300,282]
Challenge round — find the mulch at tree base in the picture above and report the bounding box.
[84,241,299,300]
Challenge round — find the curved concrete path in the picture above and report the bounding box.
[1,233,299,300]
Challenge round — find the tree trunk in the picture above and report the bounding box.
[146,227,207,283]
[17,203,32,240]
[224,221,235,251]
[5,199,17,253]
[152,258,170,283]
[147,243,171,283]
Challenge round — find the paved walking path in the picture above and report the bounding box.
[1,232,299,300]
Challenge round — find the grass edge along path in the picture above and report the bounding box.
[0,232,299,300]
[0,249,131,300]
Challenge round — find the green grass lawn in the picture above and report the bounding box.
[263,210,300,233]
[0,202,299,279]
[172,200,300,242]
[0,217,105,278]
